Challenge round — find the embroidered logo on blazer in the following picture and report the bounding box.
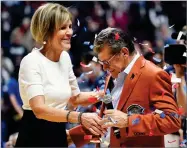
[134,132,145,136]
[127,104,144,115]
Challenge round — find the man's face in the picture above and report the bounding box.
[98,44,128,78]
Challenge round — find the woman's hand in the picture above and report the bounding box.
[69,90,105,107]
[94,90,105,99]
[81,113,107,136]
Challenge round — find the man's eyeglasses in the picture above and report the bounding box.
[92,53,118,66]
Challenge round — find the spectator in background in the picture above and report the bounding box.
[157,24,176,45]
[10,17,33,52]
[153,50,164,68]
[19,17,35,52]
[175,26,187,113]
[174,64,186,114]
[143,51,164,70]
[2,69,23,144]
[1,87,8,147]
[92,2,107,30]
[1,6,12,44]
[79,50,114,96]
[164,64,186,147]
[9,19,28,79]
[1,48,18,143]
[7,70,23,119]
[1,48,14,83]
[140,40,153,54]
[154,39,165,52]
[111,1,129,32]
[78,51,105,91]
[164,25,187,147]
[173,27,187,142]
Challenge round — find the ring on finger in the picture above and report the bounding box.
[107,117,117,124]
[104,121,111,125]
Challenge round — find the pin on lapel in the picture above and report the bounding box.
[130,73,135,80]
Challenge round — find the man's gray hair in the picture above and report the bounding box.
[93,27,135,55]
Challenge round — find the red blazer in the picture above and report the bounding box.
[69,56,181,147]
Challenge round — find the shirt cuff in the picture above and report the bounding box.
[72,89,80,97]
[27,85,44,100]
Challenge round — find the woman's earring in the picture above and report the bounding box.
[43,41,46,45]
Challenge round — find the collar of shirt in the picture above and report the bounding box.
[123,53,140,74]
[115,53,140,86]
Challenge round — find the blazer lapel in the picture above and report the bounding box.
[117,56,146,110]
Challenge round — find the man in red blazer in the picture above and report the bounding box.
[69,27,181,147]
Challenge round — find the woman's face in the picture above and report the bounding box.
[50,20,73,52]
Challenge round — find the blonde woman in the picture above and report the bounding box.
[15,3,105,147]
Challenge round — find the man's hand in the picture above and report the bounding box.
[81,113,107,136]
[100,109,128,128]
[173,64,185,78]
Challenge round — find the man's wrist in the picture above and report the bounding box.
[122,113,129,127]
[126,116,129,127]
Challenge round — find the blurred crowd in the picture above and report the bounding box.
[1,1,186,148]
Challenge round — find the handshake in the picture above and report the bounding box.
[80,90,129,139]
[66,109,128,146]
[67,90,129,146]
[79,109,128,143]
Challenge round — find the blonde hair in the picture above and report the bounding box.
[30,3,72,44]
